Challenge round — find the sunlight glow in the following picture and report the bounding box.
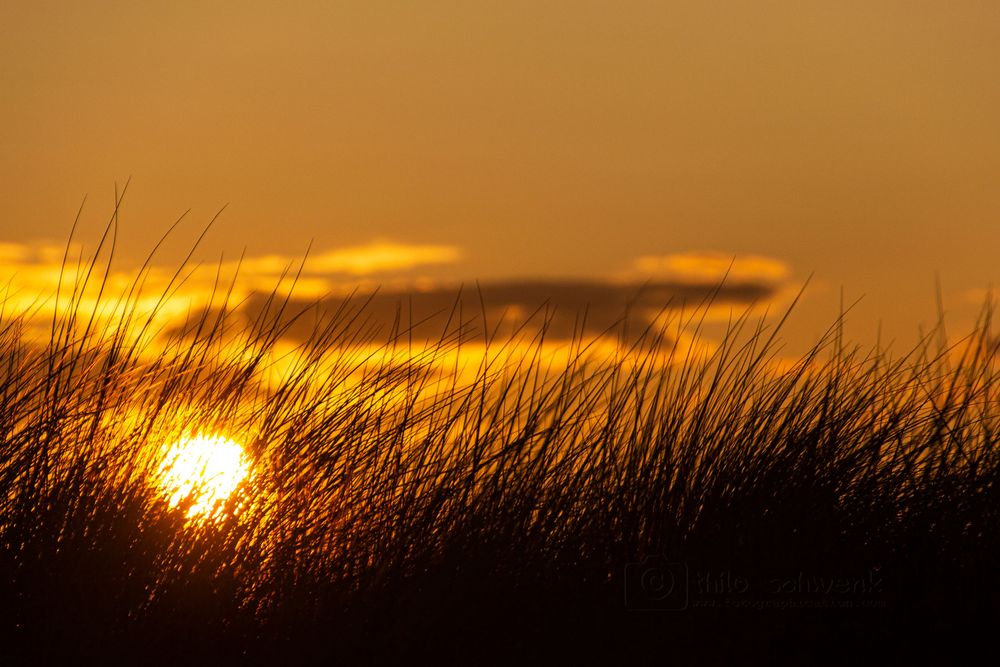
[157,434,251,520]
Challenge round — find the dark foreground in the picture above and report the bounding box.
[2,250,998,663]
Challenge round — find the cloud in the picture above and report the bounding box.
[630,252,790,286]
[0,239,462,330]
[225,241,460,279]
[1,239,791,355]
[225,277,785,344]
[0,242,31,263]
[306,241,461,275]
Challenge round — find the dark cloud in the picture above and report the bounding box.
[230,278,780,343]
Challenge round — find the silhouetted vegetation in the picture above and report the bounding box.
[2,224,998,663]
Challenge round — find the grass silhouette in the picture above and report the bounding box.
[2,213,998,663]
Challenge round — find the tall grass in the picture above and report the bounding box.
[1,222,998,662]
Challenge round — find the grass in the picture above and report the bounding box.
[1,217,999,663]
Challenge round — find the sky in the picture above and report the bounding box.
[2,1,999,351]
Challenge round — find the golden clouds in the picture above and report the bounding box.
[0,239,462,341]
[228,241,459,279]
[307,241,461,275]
[1,236,795,364]
[0,243,31,263]
[632,252,790,286]
[214,241,462,300]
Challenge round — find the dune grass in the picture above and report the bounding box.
[1,221,998,663]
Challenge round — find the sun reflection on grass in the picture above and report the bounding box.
[157,434,251,520]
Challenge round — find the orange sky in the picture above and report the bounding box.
[2,1,999,349]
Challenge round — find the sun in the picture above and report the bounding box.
[157,434,251,520]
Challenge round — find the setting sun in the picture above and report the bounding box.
[157,434,251,520]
